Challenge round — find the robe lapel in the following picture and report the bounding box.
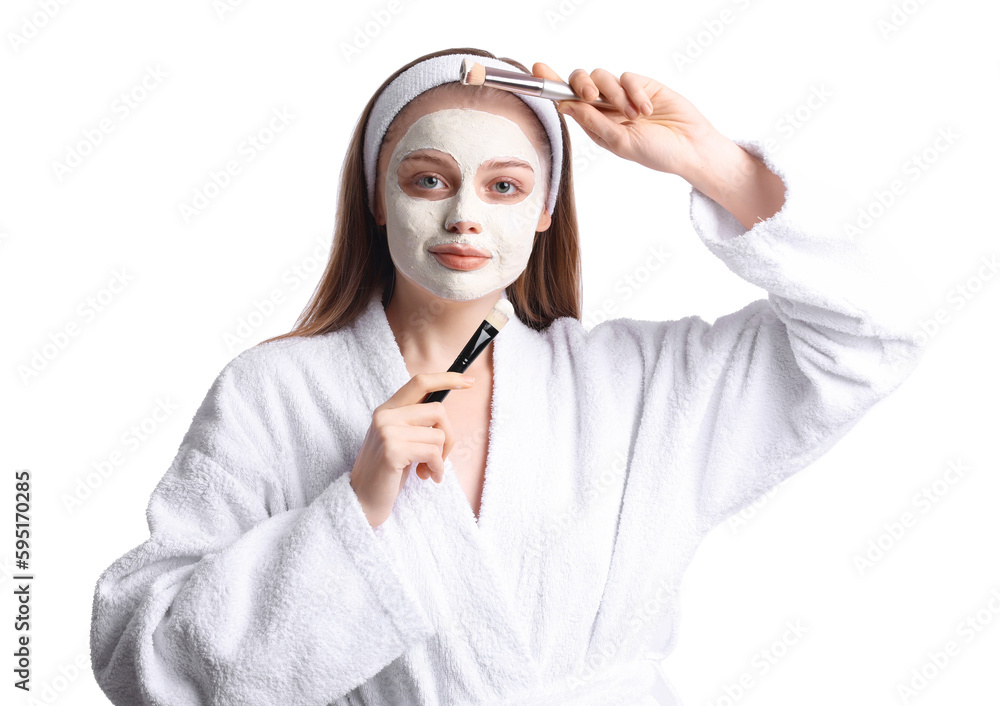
[350,288,542,693]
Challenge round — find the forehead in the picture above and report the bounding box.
[389,108,540,170]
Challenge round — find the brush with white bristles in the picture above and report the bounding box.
[460,57,617,110]
[420,298,515,404]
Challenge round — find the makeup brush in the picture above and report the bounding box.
[460,58,619,111]
[420,298,515,404]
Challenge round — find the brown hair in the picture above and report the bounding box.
[259,47,581,346]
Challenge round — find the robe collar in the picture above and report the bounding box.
[349,284,531,538]
[348,285,544,687]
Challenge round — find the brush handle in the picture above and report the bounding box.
[421,359,470,404]
[477,65,624,112]
[420,321,499,404]
[539,78,619,110]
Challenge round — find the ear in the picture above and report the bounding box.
[536,208,552,232]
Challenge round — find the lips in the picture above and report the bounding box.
[427,243,492,258]
[428,242,492,271]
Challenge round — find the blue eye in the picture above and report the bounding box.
[493,180,522,196]
[417,175,441,189]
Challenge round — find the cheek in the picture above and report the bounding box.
[385,190,446,240]
[501,188,544,239]
[488,202,541,267]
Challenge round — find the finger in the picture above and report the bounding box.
[411,443,446,482]
[559,100,626,153]
[575,121,611,152]
[531,61,564,84]
[382,403,456,460]
[591,68,639,120]
[398,424,447,449]
[568,67,599,101]
[388,372,473,407]
[442,425,456,462]
[415,461,439,482]
[382,400,451,429]
[409,441,441,467]
[620,71,653,116]
[420,463,444,482]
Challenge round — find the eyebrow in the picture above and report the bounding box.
[482,158,534,172]
[400,152,452,168]
[400,152,533,172]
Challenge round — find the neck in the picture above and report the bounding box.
[383,272,502,377]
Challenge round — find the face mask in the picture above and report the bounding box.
[383,108,546,301]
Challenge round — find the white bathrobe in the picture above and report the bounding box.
[90,140,922,706]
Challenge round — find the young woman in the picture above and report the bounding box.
[90,47,921,705]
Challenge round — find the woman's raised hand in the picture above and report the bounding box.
[349,372,473,528]
[532,62,722,179]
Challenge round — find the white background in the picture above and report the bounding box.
[2,0,998,704]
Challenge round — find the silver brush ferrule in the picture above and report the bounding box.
[463,62,616,108]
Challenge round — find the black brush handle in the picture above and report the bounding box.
[421,321,499,404]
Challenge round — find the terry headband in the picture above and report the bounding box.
[363,53,564,218]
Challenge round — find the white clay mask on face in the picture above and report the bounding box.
[383,108,547,301]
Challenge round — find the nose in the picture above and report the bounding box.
[446,219,481,234]
[443,183,482,234]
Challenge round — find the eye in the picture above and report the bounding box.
[490,180,523,197]
[416,175,443,190]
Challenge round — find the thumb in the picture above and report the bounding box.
[559,100,621,152]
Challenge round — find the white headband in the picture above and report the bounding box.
[363,53,564,218]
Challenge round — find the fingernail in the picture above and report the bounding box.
[462,375,476,383]
[643,101,653,115]
[558,103,574,116]
[585,87,598,100]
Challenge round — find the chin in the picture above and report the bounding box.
[398,262,523,304]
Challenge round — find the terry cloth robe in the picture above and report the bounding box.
[90,139,922,706]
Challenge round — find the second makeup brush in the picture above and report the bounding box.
[420,298,515,404]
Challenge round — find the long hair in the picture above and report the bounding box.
[259,47,581,346]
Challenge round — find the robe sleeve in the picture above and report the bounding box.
[90,352,436,705]
[588,138,923,533]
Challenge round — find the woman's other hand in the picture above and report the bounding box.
[532,62,721,180]
[349,372,474,528]
[534,61,787,229]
